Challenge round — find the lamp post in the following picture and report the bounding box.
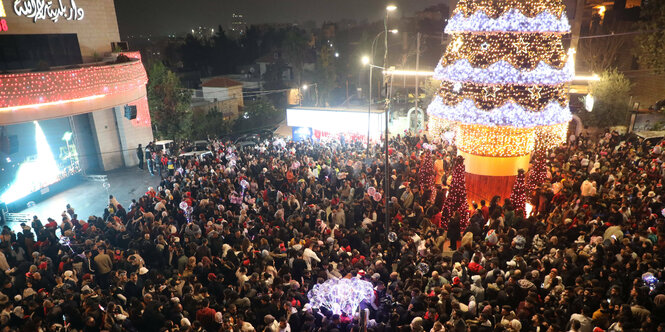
[365,28,398,153]
[301,83,318,106]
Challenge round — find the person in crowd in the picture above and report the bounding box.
[2,130,665,332]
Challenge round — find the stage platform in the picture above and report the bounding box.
[4,167,160,234]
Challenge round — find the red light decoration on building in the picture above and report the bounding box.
[0,19,8,31]
[0,60,148,110]
[128,96,152,128]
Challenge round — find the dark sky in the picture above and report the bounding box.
[114,0,448,37]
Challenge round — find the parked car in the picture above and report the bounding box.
[178,150,213,161]
[154,140,174,155]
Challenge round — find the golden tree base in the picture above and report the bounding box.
[458,151,531,206]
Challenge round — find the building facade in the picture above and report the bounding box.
[0,0,153,207]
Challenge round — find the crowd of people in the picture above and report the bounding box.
[1,129,664,332]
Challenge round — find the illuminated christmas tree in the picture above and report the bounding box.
[418,151,436,195]
[510,169,527,214]
[442,156,469,230]
[527,151,548,201]
[427,0,573,201]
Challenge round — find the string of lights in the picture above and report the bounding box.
[427,97,571,128]
[442,33,567,70]
[455,122,567,157]
[453,0,565,19]
[434,59,574,85]
[0,60,148,109]
[446,9,570,34]
[437,80,568,111]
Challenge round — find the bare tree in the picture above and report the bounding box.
[578,21,633,73]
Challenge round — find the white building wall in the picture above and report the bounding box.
[113,106,154,167]
[202,87,230,102]
[90,108,124,171]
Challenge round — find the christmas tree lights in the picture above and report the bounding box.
[419,151,436,194]
[434,59,574,85]
[442,156,469,230]
[453,0,566,18]
[527,151,548,197]
[510,169,527,213]
[446,9,570,34]
[428,0,572,158]
[427,97,571,127]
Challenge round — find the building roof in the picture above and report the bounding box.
[201,77,243,88]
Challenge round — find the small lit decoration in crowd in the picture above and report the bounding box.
[373,192,382,202]
[307,278,375,315]
[642,272,658,293]
[441,156,469,230]
[179,201,193,222]
[510,169,527,214]
[388,232,398,242]
[59,237,85,258]
[421,143,437,151]
[367,187,376,196]
[427,0,572,162]
[417,262,430,274]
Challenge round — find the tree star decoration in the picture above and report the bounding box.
[453,82,463,93]
[528,85,543,99]
[483,86,497,98]
[513,37,529,54]
[307,278,375,315]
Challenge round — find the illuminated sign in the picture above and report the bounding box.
[13,0,84,23]
[0,1,8,31]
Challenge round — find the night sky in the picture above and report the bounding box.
[114,0,448,37]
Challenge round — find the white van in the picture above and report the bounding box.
[154,140,175,155]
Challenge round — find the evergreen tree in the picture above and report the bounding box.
[510,169,527,215]
[442,156,469,230]
[527,151,548,203]
[427,0,573,159]
[418,151,435,196]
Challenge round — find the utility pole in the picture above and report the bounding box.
[414,32,421,113]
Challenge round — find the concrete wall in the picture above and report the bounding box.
[0,0,121,61]
[202,86,244,108]
[192,98,241,120]
[112,104,154,167]
[626,72,665,109]
[89,108,124,171]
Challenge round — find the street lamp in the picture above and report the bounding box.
[366,29,398,151]
[386,4,397,11]
[301,83,319,106]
